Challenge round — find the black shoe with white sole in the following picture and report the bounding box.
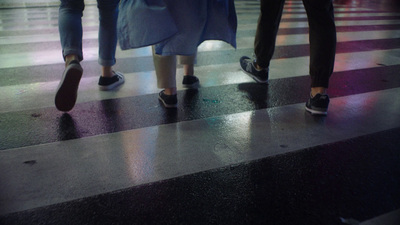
[182,75,199,88]
[98,71,125,91]
[239,56,269,84]
[158,90,178,108]
[305,93,330,115]
[55,60,83,112]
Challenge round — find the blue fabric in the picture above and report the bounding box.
[118,0,237,56]
[117,0,178,51]
[59,0,120,66]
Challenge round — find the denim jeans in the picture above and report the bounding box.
[58,0,120,66]
[254,0,336,88]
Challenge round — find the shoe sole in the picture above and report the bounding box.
[55,64,83,112]
[99,79,125,91]
[158,96,177,108]
[99,82,122,91]
[182,81,199,89]
[99,72,125,91]
[305,106,328,115]
[240,67,269,84]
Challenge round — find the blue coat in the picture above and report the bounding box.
[118,0,237,55]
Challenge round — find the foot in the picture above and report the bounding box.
[305,93,330,115]
[158,90,177,108]
[98,71,125,91]
[182,75,199,89]
[239,56,269,83]
[55,60,83,112]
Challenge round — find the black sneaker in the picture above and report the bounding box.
[305,93,330,115]
[158,90,177,108]
[239,56,268,83]
[55,60,83,112]
[98,71,125,91]
[182,75,199,88]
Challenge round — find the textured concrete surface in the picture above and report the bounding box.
[1,127,400,224]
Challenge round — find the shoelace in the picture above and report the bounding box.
[246,60,254,72]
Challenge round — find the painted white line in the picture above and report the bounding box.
[1,48,399,113]
[1,28,400,69]
[1,88,399,215]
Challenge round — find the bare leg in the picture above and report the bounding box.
[65,54,79,67]
[183,64,194,76]
[164,87,177,95]
[101,66,114,78]
[311,87,327,97]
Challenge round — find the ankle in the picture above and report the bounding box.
[311,87,327,97]
[183,64,194,76]
[102,66,114,78]
[254,61,265,71]
[164,88,177,95]
[65,55,79,67]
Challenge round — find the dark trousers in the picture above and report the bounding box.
[254,0,336,88]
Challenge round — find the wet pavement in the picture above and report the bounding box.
[0,0,399,224]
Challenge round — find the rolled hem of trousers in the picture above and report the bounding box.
[178,54,197,65]
[310,76,330,88]
[63,48,83,62]
[98,58,116,67]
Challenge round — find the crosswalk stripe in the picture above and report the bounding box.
[1,49,399,113]
[1,29,400,68]
[1,88,399,215]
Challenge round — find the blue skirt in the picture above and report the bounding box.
[118,0,237,55]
